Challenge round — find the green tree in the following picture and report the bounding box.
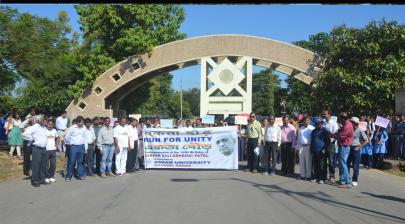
[182,88,200,117]
[291,20,405,115]
[252,69,281,116]
[68,4,186,98]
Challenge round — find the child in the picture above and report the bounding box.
[45,120,59,183]
[373,126,389,169]
[361,128,374,169]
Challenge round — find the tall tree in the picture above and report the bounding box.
[252,69,281,116]
[68,4,186,98]
[182,88,200,117]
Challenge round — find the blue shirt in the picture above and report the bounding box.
[310,128,330,152]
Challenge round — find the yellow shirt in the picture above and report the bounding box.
[247,120,263,143]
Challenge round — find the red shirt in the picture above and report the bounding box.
[337,120,353,146]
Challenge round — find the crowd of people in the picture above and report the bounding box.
[239,111,405,188]
[0,109,404,188]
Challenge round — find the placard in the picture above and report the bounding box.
[129,114,142,120]
[202,115,215,124]
[143,126,238,169]
[160,119,173,128]
[331,116,338,123]
[275,117,283,126]
[359,121,367,131]
[110,118,118,127]
[375,116,390,128]
[235,115,248,125]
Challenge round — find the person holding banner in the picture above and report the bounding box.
[127,118,139,173]
[263,116,281,176]
[373,125,389,169]
[347,117,368,187]
[245,113,263,173]
[114,118,130,176]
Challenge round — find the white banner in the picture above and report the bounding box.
[143,126,238,169]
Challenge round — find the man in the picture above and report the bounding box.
[215,133,236,156]
[92,117,103,175]
[398,114,405,159]
[55,111,69,152]
[127,118,139,173]
[185,120,193,129]
[297,117,314,180]
[22,115,48,187]
[114,118,130,176]
[25,108,36,120]
[174,119,182,129]
[263,116,281,176]
[194,118,203,128]
[144,119,152,128]
[19,116,34,176]
[323,110,339,181]
[152,118,160,128]
[310,119,330,184]
[84,118,96,176]
[280,116,296,175]
[336,112,354,188]
[64,116,88,182]
[245,113,263,173]
[348,117,368,187]
[45,119,59,183]
[97,117,115,177]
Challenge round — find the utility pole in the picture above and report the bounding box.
[180,78,183,120]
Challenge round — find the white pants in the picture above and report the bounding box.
[299,145,312,178]
[9,146,21,157]
[115,147,128,174]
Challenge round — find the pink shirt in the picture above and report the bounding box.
[281,124,296,146]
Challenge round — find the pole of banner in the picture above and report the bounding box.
[180,78,183,121]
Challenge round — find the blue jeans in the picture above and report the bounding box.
[66,145,85,179]
[338,146,352,185]
[100,145,114,174]
[347,147,361,182]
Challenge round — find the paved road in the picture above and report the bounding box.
[0,164,404,224]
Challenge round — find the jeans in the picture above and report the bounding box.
[86,144,95,176]
[126,140,138,172]
[299,145,312,178]
[31,146,47,185]
[247,138,258,171]
[100,145,114,174]
[281,142,294,174]
[66,145,85,179]
[23,140,32,176]
[263,142,278,173]
[347,146,361,182]
[45,150,56,178]
[312,150,327,181]
[338,146,351,185]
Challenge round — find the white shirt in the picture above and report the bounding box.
[55,116,68,130]
[297,125,315,147]
[85,127,96,144]
[264,124,282,147]
[46,128,58,151]
[65,124,88,150]
[114,125,130,148]
[22,123,48,148]
[325,119,339,142]
[127,125,139,149]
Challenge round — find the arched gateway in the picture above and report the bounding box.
[66,35,319,119]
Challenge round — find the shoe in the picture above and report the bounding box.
[45,178,50,183]
[244,169,250,172]
[298,177,305,180]
[252,169,258,173]
[329,177,335,182]
[49,178,56,183]
[337,184,349,188]
[100,174,107,178]
[262,171,269,175]
[352,182,358,186]
[78,177,85,180]
[32,183,40,187]
[270,172,275,176]
[65,178,71,182]
[310,179,317,183]
[318,180,324,184]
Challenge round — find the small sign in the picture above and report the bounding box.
[110,118,118,127]
[375,116,390,129]
[129,114,142,120]
[331,116,338,123]
[202,115,215,124]
[275,117,283,126]
[235,116,248,125]
[359,121,367,131]
[160,119,173,128]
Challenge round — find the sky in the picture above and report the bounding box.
[5,4,405,90]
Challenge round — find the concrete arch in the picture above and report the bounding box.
[66,34,319,118]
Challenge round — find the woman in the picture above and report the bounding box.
[4,113,23,159]
[373,126,388,169]
[361,128,374,169]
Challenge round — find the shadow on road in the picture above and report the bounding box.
[361,192,405,204]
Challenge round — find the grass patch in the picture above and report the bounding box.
[383,168,405,177]
[0,151,23,183]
